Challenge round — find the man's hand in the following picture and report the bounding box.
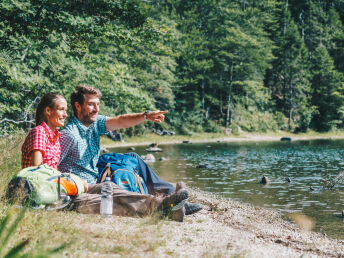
[147,110,168,123]
[106,110,168,130]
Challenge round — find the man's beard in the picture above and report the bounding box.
[80,112,97,127]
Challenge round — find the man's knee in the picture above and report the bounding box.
[125,152,141,160]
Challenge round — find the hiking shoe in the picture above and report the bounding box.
[185,202,203,215]
[160,189,188,216]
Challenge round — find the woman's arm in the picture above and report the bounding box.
[31,150,43,166]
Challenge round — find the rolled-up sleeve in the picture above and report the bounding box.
[97,115,108,135]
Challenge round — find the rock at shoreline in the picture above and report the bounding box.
[128,147,136,151]
[100,147,109,153]
[183,140,191,144]
[159,157,168,161]
[146,147,163,152]
[280,137,292,141]
[142,154,155,163]
[259,176,270,184]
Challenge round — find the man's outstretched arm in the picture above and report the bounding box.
[105,110,168,131]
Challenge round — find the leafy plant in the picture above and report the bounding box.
[0,207,66,257]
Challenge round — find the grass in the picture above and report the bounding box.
[0,134,170,257]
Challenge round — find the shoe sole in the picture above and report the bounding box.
[171,199,187,211]
[185,205,203,215]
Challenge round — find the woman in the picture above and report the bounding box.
[21,93,68,169]
[19,92,89,196]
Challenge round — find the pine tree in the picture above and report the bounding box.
[265,1,313,131]
[311,46,344,130]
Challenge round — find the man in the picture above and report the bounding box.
[58,84,202,217]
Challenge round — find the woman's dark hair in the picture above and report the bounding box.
[35,93,64,126]
[71,84,102,116]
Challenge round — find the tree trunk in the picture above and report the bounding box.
[226,62,233,127]
[288,75,293,130]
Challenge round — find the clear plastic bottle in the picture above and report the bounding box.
[100,177,113,217]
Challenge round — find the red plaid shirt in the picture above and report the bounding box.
[21,122,61,169]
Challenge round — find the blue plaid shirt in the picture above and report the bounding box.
[58,115,108,184]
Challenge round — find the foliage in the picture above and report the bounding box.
[1,0,344,135]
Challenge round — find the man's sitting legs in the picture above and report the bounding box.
[69,182,188,220]
[125,152,203,215]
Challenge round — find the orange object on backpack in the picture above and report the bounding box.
[53,177,78,196]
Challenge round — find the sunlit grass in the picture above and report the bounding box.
[0,135,173,256]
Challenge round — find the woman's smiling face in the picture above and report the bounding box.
[45,97,68,129]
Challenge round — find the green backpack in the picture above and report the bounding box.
[7,164,85,209]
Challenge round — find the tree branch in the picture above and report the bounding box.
[0,118,34,125]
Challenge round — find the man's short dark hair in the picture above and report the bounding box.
[71,84,102,116]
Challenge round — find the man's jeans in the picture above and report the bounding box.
[125,152,176,195]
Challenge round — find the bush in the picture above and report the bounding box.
[232,105,279,132]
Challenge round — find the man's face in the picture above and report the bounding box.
[75,94,100,126]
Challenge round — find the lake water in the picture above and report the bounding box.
[110,139,344,239]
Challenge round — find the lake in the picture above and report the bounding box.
[110,139,344,239]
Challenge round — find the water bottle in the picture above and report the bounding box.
[100,177,113,217]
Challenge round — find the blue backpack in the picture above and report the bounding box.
[96,153,149,195]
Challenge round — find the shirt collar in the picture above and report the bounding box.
[72,116,95,137]
[41,122,60,142]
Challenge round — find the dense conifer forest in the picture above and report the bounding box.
[1,0,343,136]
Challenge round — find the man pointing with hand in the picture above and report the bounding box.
[58,84,202,216]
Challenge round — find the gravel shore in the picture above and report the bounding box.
[174,189,344,257]
[75,188,344,257]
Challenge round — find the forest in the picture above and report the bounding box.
[1,0,344,136]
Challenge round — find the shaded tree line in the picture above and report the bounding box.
[1,0,343,136]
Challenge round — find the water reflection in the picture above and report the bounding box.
[110,139,344,239]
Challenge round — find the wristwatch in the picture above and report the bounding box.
[144,110,151,120]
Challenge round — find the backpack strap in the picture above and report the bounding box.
[134,171,145,194]
[100,163,111,183]
[57,176,61,200]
